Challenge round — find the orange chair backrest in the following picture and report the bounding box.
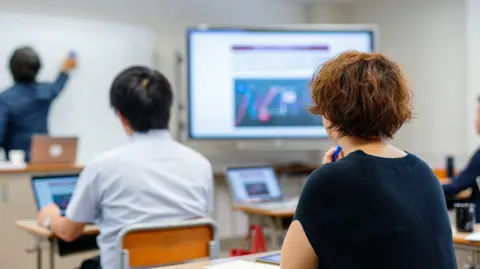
[433,168,448,179]
[122,224,214,267]
[433,168,459,180]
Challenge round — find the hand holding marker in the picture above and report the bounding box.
[62,50,77,72]
[331,145,343,162]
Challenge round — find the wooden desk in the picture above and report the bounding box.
[233,204,295,219]
[452,224,480,265]
[16,220,99,269]
[0,164,84,269]
[16,219,99,238]
[0,163,82,174]
[159,252,279,269]
[452,225,480,247]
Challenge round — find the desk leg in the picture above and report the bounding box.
[26,236,43,269]
[265,217,283,250]
[49,239,55,269]
[37,246,42,269]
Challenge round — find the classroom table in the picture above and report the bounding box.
[159,252,279,269]
[1,164,84,269]
[16,219,99,269]
[452,224,480,265]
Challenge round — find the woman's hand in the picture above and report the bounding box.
[322,147,344,165]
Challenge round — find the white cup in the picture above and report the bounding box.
[9,150,25,165]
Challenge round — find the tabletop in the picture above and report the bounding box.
[16,219,99,238]
[158,252,278,269]
[0,163,83,174]
[452,224,480,247]
[232,204,295,218]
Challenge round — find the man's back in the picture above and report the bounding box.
[0,73,69,159]
[66,130,213,269]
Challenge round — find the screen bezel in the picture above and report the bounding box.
[186,25,378,140]
[224,165,284,203]
[31,174,79,213]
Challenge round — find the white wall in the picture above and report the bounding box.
[466,0,480,152]
[305,2,353,23]
[307,0,469,166]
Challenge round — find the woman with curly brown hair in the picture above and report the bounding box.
[280,51,456,269]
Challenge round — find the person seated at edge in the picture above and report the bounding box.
[36,66,214,269]
[442,97,480,221]
[0,46,76,161]
[281,51,456,269]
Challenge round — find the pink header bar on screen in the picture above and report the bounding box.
[232,45,329,51]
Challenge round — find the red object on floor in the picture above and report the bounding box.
[229,225,267,257]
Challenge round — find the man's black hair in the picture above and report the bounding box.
[110,66,173,132]
[9,46,41,83]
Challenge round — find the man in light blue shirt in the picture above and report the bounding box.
[36,66,213,269]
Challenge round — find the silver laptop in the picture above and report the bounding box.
[225,165,298,209]
[31,174,79,216]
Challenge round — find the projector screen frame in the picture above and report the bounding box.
[185,24,379,141]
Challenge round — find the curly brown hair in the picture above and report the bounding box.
[310,51,412,140]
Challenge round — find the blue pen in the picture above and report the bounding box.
[332,146,343,162]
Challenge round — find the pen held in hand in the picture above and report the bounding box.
[332,146,343,162]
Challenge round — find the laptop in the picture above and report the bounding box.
[30,135,78,164]
[31,174,79,216]
[225,165,298,208]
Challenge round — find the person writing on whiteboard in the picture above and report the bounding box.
[36,66,213,269]
[0,46,77,162]
[280,52,456,269]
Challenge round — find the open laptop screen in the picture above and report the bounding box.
[31,175,78,215]
[226,166,283,202]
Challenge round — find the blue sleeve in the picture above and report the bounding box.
[0,102,8,148]
[47,72,69,100]
[65,163,100,223]
[443,148,480,196]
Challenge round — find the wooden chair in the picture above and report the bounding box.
[433,168,448,179]
[116,218,219,269]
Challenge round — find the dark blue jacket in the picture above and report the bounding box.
[0,72,69,161]
[443,148,480,222]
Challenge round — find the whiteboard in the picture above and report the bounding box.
[0,12,157,164]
